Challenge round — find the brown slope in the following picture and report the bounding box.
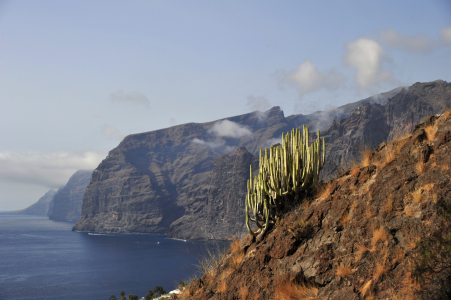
[183,111,451,300]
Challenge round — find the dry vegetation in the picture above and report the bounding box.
[416,160,425,175]
[316,182,333,199]
[338,211,351,227]
[274,273,318,300]
[425,123,438,141]
[371,227,388,250]
[336,264,354,277]
[361,147,372,167]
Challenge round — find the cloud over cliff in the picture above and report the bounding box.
[208,120,252,138]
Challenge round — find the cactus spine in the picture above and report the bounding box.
[245,125,326,236]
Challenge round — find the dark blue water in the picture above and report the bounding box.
[0,215,228,300]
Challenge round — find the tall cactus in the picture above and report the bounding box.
[245,125,326,236]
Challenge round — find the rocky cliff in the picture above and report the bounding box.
[7,189,56,216]
[73,107,292,234]
[74,80,451,240]
[168,146,259,240]
[183,111,451,300]
[48,170,92,222]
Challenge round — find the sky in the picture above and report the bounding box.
[1,0,451,210]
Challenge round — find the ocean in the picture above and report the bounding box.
[0,214,229,300]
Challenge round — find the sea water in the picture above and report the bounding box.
[0,214,229,300]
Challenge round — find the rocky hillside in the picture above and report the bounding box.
[48,170,92,222]
[181,111,451,300]
[74,80,451,239]
[7,189,56,216]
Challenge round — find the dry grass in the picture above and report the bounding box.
[442,164,450,171]
[230,240,241,254]
[425,123,438,141]
[416,160,425,175]
[385,145,395,164]
[274,273,318,300]
[396,272,421,299]
[217,281,227,293]
[350,201,358,212]
[339,211,351,227]
[239,286,249,300]
[336,264,354,277]
[301,200,310,209]
[350,165,360,177]
[410,188,423,203]
[373,262,388,283]
[395,139,408,155]
[316,182,333,199]
[354,244,371,263]
[404,204,416,217]
[444,109,451,121]
[371,227,388,249]
[430,161,437,168]
[359,279,373,297]
[196,242,228,277]
[423,183,434,192]
[361,147,372,167]
[231,251,245,267]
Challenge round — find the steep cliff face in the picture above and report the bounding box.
[48,170,92,222]
[168,146,259,240]
[7,189,56,216]
[73,108,291,234]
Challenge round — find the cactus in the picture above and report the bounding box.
[245,125,326,236]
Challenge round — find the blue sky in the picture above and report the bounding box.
[1,0,451,210]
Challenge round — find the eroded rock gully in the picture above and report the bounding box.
[179,112,451,300]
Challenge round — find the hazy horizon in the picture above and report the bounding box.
[1,0,451,210]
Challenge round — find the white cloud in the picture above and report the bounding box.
[279,60,344,98]
[440,25,451,45]
[344,38,395,90]
[103,125,124,141]
[380,29,439,53]
[110,90,150,107]
[0,151,106,189]
[247,95,271,112]
[191,138,235,153]
[208,120,252,138]
[192,138,224,149]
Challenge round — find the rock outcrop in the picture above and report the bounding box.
[185,111,451,300]
[7,189,56,216]
[48,170,92,222]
